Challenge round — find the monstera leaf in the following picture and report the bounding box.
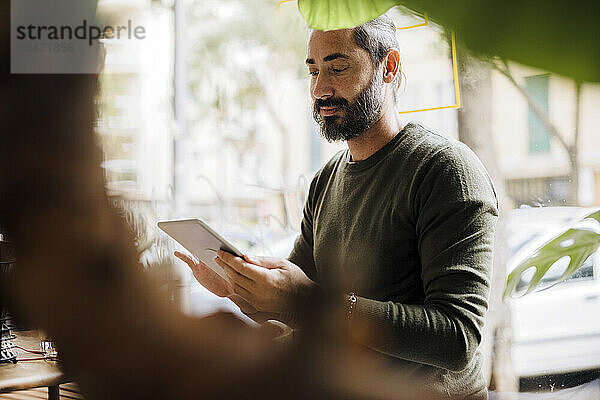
[298,0,398,30]
[504,210,600,299]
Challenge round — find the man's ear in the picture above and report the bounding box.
[383,48,400,84]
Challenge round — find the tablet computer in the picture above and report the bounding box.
[158,218,244,281]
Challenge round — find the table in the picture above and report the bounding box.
[0,331,68,399]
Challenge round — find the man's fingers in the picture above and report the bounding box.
[227,294,258,315]
[217,250,267,281]
[174,250,188,261]
[175,251,214,276]
[215,257,255,291]
[174,251,196,267]
[229,282,254,305]
[244,254,286,269]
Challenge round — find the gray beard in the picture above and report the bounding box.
[313,71,384,143]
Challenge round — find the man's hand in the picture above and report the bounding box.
[174,251,257,314]
[214,250,316,313]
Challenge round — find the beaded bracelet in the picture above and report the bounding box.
[347,292,357,320]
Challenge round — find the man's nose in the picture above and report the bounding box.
[312,73,334,100]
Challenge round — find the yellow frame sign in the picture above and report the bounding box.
[397,31,461,114]
[275,4,461,114]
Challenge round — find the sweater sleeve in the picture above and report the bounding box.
[350,144,499,372]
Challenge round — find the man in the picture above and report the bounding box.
[177,15,498,399]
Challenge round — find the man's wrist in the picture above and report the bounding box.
[295,278,318,306]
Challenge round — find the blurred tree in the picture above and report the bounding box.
[494,60,583,206]
[184,0,309,180]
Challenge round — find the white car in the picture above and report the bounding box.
[503,207,600,378]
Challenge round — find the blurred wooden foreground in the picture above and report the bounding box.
[0,384,82,400]
[0,1,443,399]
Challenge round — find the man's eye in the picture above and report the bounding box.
[308,70,318,76]
[332,67,348,73]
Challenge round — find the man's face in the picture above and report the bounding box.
[306,29,385,142]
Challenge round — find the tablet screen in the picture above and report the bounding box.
[158,218,243,282]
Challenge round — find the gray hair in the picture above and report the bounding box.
[352,15,401,102]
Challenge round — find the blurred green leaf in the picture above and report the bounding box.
[504,210,600,299]
[297,0,600,81]
[298,0,397,30]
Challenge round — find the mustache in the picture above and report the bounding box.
[314,97,349,110]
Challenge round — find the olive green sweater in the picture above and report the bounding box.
[288,122,498,399]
